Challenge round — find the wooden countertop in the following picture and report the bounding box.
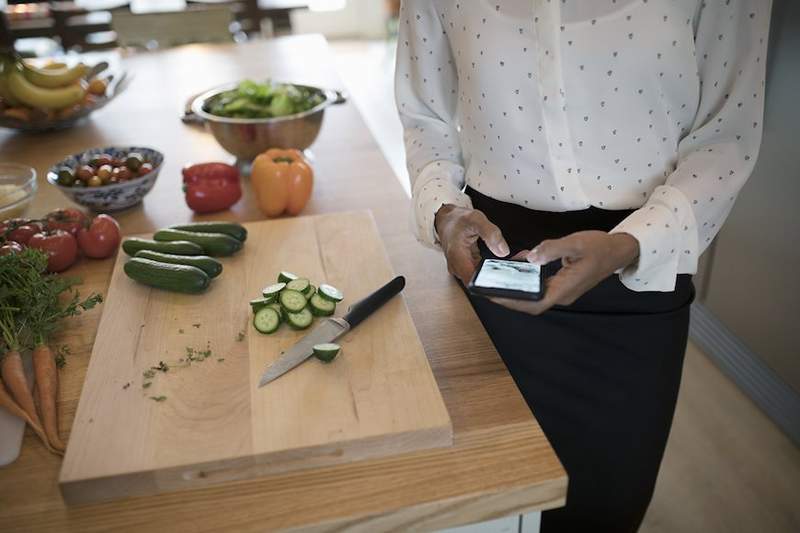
[0,35,566,531]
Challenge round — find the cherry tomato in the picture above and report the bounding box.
[138,163,154,176]
[0,242,24,256]
[7,221,44,244]
[88,175,103,187]
[28,230,78,272]
[77,214,121,259]
[76,165,95,182]
[45,208,88,236]
[96,164,113,182]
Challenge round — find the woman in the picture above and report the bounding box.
[395,1,771,531]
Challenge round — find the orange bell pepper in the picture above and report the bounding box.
[251,148,314,217]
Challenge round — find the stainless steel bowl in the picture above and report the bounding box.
[188,83,346,161]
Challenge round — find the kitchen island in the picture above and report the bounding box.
[0,35,566,531]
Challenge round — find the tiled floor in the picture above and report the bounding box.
[329,38,800,533]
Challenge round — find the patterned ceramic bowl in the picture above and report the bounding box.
[47,146,163,211]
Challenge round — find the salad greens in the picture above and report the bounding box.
[206,80,325,119]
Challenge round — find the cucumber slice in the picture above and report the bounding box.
[253,307,281,334]
[267,302,284,322]
[302,284,316,299]
[313,343,341,363]
[309,293,335,316]
[278,271,298,283]
[279,289,307,313]
[262,282,286,298]
[287,308,313,330]
[318,284,344,302]
[250,297,273,313]
[286,278,310,293]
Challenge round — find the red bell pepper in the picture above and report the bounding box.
[182,163,242,214]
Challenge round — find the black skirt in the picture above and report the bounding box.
[464,187,694,533]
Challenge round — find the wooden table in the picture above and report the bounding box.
[0,35,566,532]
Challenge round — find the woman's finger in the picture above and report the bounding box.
[467,210,510,258]
[527,235,581,265]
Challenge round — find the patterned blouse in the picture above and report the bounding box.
[395,0,771,291]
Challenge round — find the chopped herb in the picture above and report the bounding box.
[123,382,131,390]
[236,330,245,342]
[217,358,225,362]
[142,369,156,379]
[192,323,201,328]
[149,395,167,402]
[142,381,152,389]
[179,328,184,334]
[152,360,169,373]
[54,345,71,369]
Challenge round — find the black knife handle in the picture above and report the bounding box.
[344,276,406,330]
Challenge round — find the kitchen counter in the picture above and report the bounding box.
[0,35,566,531]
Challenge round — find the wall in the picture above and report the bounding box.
[702,0,800,393]
[290,0,389,39]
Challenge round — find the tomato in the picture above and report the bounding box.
[28,230,79,272]
[45,208,88,236]
[7,221,44,245]
[0,242,24,256]
[77,214,121,259]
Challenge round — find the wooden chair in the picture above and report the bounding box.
[112,5,233,49]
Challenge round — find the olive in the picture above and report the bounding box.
[138,162,154,176]
[88,175,103,187]
[76,165,95,182]
[57,168,75,186]
[124,153,144,171]
[89,153,113,167]
[96,164,113,182]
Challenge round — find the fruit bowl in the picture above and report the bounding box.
[0,163,37,219]
[47,146,163,212]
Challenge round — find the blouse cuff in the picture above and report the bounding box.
[411,160,473,248]
[609,185,698,292]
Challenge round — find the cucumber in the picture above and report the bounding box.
[134,250,223,278]
[253,307,281,334]
[286,308,313,330]
[318,284,344,302]
[262,282,286,298]
[123,258,210,294]
[169,222,247,242]
[286,278,310,293]
[250,297,273,313]
[302,284,316,299]
[280,289,307,313]
[309,293,335,316]
[313,343,340,363]
[122,238,203,257]
[153,228,242,257]
[278,271,298,283]
[267,302,285,322]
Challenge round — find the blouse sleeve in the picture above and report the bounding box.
[395,0,471,247]
[610,0,772,291]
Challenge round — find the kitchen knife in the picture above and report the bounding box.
[257,276,406,387]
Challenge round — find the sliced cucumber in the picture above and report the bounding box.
[313,343,341,363]
[250,297,273,313]
[309,293,335,316]
[278,271,298,283]
[287,308,313,330]
[253,307,281,334]
[266,302,284,322]
[262,282,286,298]
[318,284,344,302]
[286,278,310,293]
[280,289,307,313]
[302,284,316,299]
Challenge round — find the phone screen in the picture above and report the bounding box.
[473,259,541,294]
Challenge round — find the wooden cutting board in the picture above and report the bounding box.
[59,211,452,506]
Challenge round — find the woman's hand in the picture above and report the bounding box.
[434,204,510,284]
[490,231,640,315]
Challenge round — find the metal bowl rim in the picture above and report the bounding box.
[190,82,339,125]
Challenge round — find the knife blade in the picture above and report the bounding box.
[257,276,406,387]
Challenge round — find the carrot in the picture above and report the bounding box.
[32,344,65,451]
[0,374,60,455]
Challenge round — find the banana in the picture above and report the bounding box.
[0,74,21,106]
[21,61,88,89]
[6,66,85,110]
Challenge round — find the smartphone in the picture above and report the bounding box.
[467,258,544,301]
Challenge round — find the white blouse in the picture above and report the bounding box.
[395,0,771,291]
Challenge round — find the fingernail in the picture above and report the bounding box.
[498,243,510,257]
